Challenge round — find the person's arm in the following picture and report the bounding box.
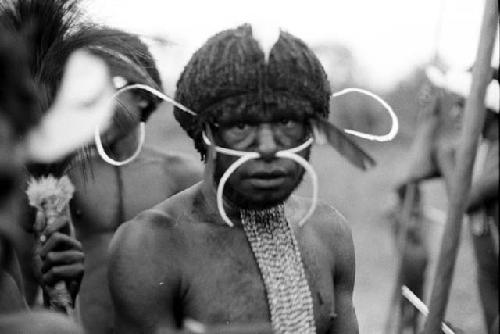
[36,214,84,308]
[108,212,181,334]
[466,142,499,213]
[328,213,359,334]
[0,311,84,334]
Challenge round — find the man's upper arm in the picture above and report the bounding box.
[467,142,499,212]
[325,207,359,334]
[108,215,180,333]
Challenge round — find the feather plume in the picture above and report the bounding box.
[26,175,74,213]
[250,21,281,62]
[313,118,376,170]
[0,0,83,82]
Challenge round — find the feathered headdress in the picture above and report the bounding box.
[174,24,379,170]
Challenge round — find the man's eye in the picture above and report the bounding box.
[279,119,298,128]
[234,122,249,130]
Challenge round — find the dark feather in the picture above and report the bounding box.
[313,118,376,170]
[0,0,82,78]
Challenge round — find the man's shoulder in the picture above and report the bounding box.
[111,184,200,250]
[289,195,349,228]
[288,196,352,244]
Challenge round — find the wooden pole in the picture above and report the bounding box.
[423,0,498,332]
[383,183,418,334]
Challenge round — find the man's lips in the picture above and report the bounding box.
[244,170,290,188]
[247,170,288,179]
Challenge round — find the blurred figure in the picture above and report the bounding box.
[433,68,498,334]
[0,23,84,334]
[64,29,202,334]
[467,102,498,334]
[1,1,202,333]
[387,183,428,334]
[403,64,498,333]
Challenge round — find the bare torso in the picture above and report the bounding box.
[109,182,358,334]
[67,147,202,334]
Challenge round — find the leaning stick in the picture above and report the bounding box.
[422,0,498,332]
[383,183,418,334]
[401,286,455,334]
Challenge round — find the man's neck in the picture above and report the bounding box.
[107,125,140,161]
[200,179,243,227]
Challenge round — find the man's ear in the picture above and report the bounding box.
[26,50,115,163]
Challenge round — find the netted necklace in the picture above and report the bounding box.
[240,204,316,334]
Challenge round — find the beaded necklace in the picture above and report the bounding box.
[240,205,316,334]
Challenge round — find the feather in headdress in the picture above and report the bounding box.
[250,21,281,63]
[313,118,376,170]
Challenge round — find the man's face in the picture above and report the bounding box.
[101,90,146,145]
[209,102,311,210]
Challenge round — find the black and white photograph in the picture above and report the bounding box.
[0,0,498,333]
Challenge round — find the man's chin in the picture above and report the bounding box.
[234,192,291,211]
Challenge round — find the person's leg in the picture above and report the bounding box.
[471,219,499,330]
[489,314,499,334]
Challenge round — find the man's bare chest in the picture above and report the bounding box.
[180,225,336,333]
[69,164,173,235]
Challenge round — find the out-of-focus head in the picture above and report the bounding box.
[425,65,499,140]
[0,27,39,142]
[79,28,163,144]
[174,24,331,209]
[0,26,38,269]
[0,27,38,203]
[0,0,163,170]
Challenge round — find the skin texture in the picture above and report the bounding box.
[66,91,202,334]
[0,310,84,334]
[109,113,359,333]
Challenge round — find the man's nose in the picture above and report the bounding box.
[257,124,278,161]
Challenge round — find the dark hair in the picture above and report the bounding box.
[45,27,164,121]
[0,28,39,137]
[174,24,331,160]
[0,0,163,122]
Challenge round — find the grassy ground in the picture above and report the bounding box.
[146,106,484,333]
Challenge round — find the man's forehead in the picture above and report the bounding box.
[208,94,315,124]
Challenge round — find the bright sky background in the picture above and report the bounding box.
[86,0,499,91]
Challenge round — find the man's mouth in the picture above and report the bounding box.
[245,170,289,189]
